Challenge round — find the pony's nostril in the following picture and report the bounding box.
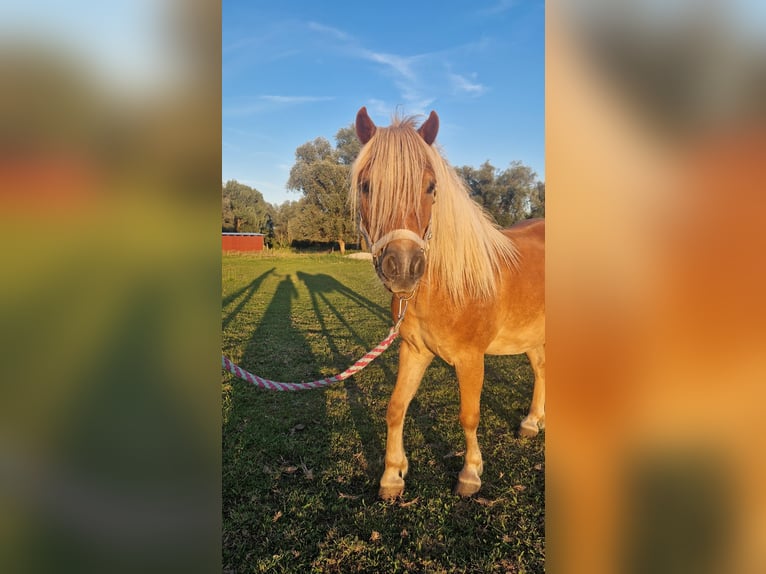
[410,252,426,278]
[381,253,398,278]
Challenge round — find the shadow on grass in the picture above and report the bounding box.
[221,267,275,330]
[295,271,389,329]
[296,271,394,489]
[223,274,331,567]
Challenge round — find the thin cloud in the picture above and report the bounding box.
[358,49,439,113]
[307,21,351,41]
[305,20,489,113]
[449,72,487,96]
[361,50,418,81]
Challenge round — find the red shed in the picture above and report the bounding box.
[222,232,265,253]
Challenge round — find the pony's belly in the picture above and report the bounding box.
[483,323,544,355]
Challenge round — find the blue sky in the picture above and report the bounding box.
[223,0,545,206]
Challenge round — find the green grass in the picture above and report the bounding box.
[222,253,544,573]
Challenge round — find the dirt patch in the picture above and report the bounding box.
[346,252,373,260]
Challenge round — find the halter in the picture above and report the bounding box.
[356,180,436,309]
[358,216,433,263]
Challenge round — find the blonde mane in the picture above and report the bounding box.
[351,115,519,306]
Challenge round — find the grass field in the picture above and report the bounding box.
[222,253,544,573]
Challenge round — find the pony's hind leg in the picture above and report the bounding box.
[519,345,545,438]
[379,341,433,500]
[454,354,486,497]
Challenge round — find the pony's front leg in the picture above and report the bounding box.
[379,341,433,500]
[454,354,486,497]
[519,345,546,438]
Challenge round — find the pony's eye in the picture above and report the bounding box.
[426,181,436,195]
[360,181,370,195]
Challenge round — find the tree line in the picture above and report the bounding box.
[222,125,544,253]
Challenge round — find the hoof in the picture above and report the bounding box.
[379,467,406,500]
[379,485,404,500]
[518,419,541,438]
[454,479,481,497]
[455,466,482,497]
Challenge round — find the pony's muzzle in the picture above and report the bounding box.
[377,241,426,294]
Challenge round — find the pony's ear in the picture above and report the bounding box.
[355,107,377,144]
[417,111,439,145]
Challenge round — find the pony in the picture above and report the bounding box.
[351,107,545,499]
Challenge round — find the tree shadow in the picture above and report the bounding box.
[221,267,276,330]
[295,271,395,486]
[240,274,315,380]
[223,273,329,536]
[295,272,389,331]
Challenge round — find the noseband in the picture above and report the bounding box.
[359,218,433,263]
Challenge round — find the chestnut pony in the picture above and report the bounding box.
[351,107,545,498]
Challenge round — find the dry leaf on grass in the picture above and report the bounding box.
[442,450,465,459]
[398,497,420,508]
[474,497,500,507]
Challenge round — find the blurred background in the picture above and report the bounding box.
[547,1,766,573]
[0,1,220,572]
[2,0,765,572]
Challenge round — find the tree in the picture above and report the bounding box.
[530,181,545,218]
[286,127,359,254]
[457,161,502,216]
[495,161,539,226]
[456,160,543,226]
[221,180,271,233]
[270,200,302,248]
[264,214,275,249]
[334,124,362,165]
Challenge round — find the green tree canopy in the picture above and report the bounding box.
[221,180,272,233]
[456,160,544,226]
[269,200,302,248]
[286,127,360,253]
[334,125,362,165]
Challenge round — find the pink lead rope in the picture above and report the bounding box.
[221,325,400,391]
